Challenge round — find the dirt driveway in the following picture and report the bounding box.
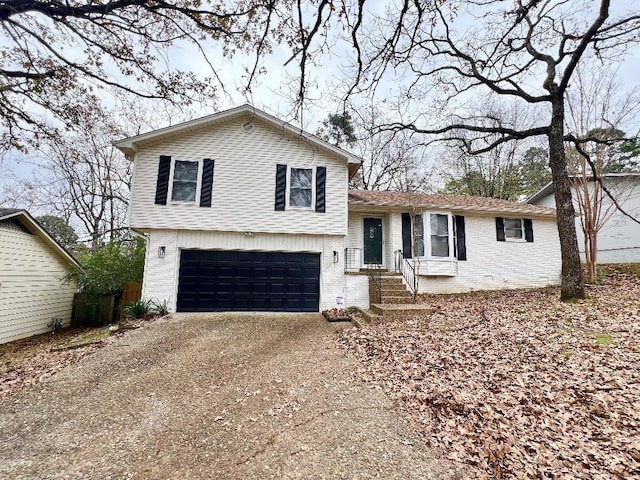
[0,313,461,479]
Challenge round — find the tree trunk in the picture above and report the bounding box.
[548,97,585,300]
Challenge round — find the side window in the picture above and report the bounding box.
[171,160,199,202]
[414,214,425,257]
[497,217,534,242]
[288,167,314,209]
[430,213,450,257]
[504,218,523,240]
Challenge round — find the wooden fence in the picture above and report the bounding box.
[71,282,142,326]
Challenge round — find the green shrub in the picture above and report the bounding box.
[123,299,152,319]
[65,238,145,295]
[151,299,170,316]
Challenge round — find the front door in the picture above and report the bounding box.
[363,217,383,265]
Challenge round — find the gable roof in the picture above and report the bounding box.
[348,190,556,217]
[0,209,80,267]
[526,173,640,204]
[114,104,362,178]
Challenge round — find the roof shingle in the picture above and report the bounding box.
[348,190,556,217]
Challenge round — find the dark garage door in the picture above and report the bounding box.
[177,250,320,312]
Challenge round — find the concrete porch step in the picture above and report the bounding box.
[380,296,415,304]
[379,284,408,292]
[370,303,433,318]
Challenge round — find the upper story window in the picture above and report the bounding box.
[275,163,326,213]
[287,167,314,209]
[171,160,200,203]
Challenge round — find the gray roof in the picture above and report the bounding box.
[0,208,23,218]
[526,173,640,204]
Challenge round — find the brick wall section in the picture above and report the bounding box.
[417,214,561,294]
[141,229,352,312]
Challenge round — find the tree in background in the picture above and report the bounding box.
[317,113,357,147]
[520,147,553,199]
[318,107,433,192]
[14,109,131,247]
[36,215,79,252]
[0,1,303,155]
[440,102,550,201]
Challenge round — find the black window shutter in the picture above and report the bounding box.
[401,213,412,258]
[496,217,506,242]
[275,164,287,211]
[524,218,534,242]
[199,159,214,207]
[455,215,467,261]
[155,155,171,205]
[315,166,326,212]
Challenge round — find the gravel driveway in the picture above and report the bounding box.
[0,313,462,479]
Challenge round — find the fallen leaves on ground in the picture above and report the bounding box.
[0,320,151,400]
[339,272,640,479]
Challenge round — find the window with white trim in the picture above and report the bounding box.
[287,167,314,209]
[430,213,450,257]
[504,218,524,240]
[170,160,201,203]
[411,212,454,259]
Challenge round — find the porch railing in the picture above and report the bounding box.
[394,249,417,301]
[344,247,363,271]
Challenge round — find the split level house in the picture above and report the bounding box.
[115,105,562,313]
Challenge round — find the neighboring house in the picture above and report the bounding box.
[115,105,561,313]
[0,209,79,344]
[528,173,640,263]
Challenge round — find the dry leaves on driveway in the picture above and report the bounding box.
[340,272,640,479]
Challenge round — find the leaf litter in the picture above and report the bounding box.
[339,271,640,479]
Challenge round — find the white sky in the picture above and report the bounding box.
[2,1,640,186]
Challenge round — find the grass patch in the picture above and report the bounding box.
[595,333,614,346]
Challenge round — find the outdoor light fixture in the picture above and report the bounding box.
[244,231,255,237]
[333,250,339,263]
[158,246,166,258]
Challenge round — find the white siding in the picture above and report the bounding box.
[129,116,348,236]
[383,212,561,294]
[532,179,640,263]
[141,229,360,312]
[0,228,76,344]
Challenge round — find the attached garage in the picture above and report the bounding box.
[176,250,321,312]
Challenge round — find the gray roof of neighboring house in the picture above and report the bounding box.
[526,172,640,204]
[0,208,22,217]
[0,209,80,267]
[348,190,556,217]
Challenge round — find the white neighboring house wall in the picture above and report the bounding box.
[0,217,77,344]
[141,229,364,311]
[529,175,640,263]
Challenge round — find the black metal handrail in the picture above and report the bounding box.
[394,249,417,301]
[344,247,363,271]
